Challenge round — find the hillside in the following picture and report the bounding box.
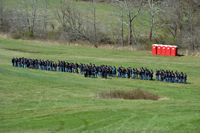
[1,0,199,52]
[0,37,200,132]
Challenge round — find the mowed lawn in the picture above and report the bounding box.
[0,38,200,133]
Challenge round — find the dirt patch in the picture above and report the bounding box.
[6,48,39,53]
[96,89,159,100]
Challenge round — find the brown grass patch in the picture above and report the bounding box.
[97,89,159,100]
[6,48,39,53]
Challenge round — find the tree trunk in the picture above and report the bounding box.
[121,8,124,47]
[93,0,96,44]
[149,15,153,41]
[128,20,132,45]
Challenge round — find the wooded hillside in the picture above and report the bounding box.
[0,0,199,51]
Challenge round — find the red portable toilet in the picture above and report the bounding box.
[161,45,166,55]
[171,46,178,56]
[152,44,157,55]
[166,45,171,56]
[157,45,162,55]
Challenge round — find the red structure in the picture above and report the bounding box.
[152,44,178,56]
[161,45,166,55]
[166,46,171,56]
[157,45,162,55]
[152,44,157,55]
[171,46,178,56]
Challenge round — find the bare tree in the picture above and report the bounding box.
[114,0,125,47]
[124,0,144,45]
[92,0,97,44]
[41,0,52,39]
[145,0,161,41]
[13,0,41,36]
[157,0,181,42]
[0,0,5,30]
[183,0,198,50]
[56,0,89,41]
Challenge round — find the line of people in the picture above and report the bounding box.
[11,57,187,84]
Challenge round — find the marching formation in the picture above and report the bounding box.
[12,57,187,84]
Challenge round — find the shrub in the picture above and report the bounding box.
[48,32,56,40]
[23,30,33,38]
[97,89,159,100]
[12,33,22,39]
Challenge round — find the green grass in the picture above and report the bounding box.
[0,37,200,132]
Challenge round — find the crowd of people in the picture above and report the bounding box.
[12,57,187,84]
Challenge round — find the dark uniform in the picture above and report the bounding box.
[12,57,15,66]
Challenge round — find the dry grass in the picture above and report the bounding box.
[158,97,171,101]
[97,89,159,100]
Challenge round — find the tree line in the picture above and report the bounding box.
[0,0,199,51]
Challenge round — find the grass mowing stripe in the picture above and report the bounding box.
[0,38,200,132]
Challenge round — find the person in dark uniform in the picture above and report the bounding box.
[129,68,132,79]
[57,61,60,72]
[121,68,125,78]
[125,68,129,79]
[12,57,15,67]
[117,67,121,78]
[33,59,36,69]
[139,68,142,80]
[177,72,180,83]
[135,68,138,79]
[180,72,183,84]
[142,68,145,80]
[15,57,18,67]
[21,58,24,68]
[94,65,98,78]
[155,69,158,81]
[147,69,151,81]
[27,59,30,68]
[165,70,168,82]
[98,66,102,78]
[163,71,166,83]
[104,67,107,79]
[30,59,33,69]
[60,61,63,72]
[102,67,105,78]
[112,66,116,77]
[83,67,87,77]
[63,61,66,72]
[145,68,148,80]
[51,61,53,71]
[149,70,153,80]
[68,63,71,73]
[87,65,91,77]
[161,70,164,81]
[18,58,21,68]
[184,73,187,84]
[24,58,27,68]
[174,72,178,83]
[90,67,94,78]
[74,62,77,73]
[159,70,162,81]
[168,70,171,82]
[109,67,112,77]
[171,71,174,83]
[132,68,135,79]
[34,59,37,69]
[53,62,57,71]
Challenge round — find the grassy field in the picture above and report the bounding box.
[0,37,200,132]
